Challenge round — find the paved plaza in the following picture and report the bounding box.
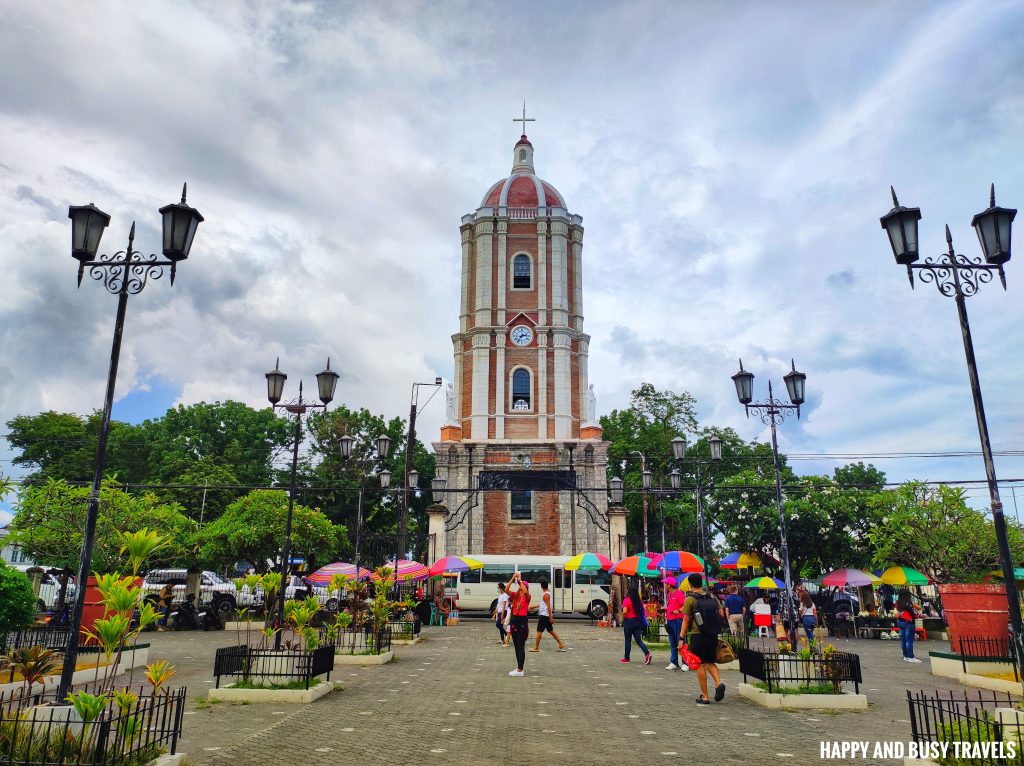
[142,618,979,766]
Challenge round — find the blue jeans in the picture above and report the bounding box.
[623,618,649,660]
[802,615,816,643]
[666,619,682,665]
[898,619,915,658]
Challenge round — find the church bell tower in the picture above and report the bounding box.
[430,112,611,558]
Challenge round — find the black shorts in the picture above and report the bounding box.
[688,632,718,664]
[537,615,553,633]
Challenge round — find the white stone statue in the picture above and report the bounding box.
[586,384,597,424]
[445,383,457,424]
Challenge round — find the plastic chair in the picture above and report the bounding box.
[429,603,443,626]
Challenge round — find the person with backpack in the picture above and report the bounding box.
[680,572,726,704]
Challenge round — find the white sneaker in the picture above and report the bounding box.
[902,656,916,662]
[680,665,690,672]
[508,669,525,677]
[666,663,678,671]
[909,657,923,663]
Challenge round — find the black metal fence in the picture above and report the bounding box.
[328,626,393,656]
[737,646,862,694]
[907,689,1024,765]
[0,685,186,766]
[0,627,73,654]
[958,636,1020,682]
[212,644,335,689]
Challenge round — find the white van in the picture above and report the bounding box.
[452,555,610,619]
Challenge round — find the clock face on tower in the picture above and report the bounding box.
[510,325,533,346]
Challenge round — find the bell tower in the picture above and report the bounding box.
[431,113,611,558]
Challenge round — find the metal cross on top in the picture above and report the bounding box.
[513,102,535,135]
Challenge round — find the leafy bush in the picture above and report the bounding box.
[0,562,37,633]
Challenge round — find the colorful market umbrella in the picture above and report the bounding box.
[677,572,719,591]
[820,568,881,587]
[648,550,705,573]
[564,552,614,571]
[428,555,484,577]
[744,576,786,589]
[720,551,778,569]
[612,555,661,578]
[370,559,430,582]
[307,562,371,584]
[878,566,931,586]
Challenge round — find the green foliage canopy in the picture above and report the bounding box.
[0,562,37,633]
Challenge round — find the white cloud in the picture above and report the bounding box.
[1,1,1023,503]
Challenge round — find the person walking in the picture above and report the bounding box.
[724,585,747,638]
[506,572,532,676]
[530,580,567,652]
[495,583,510,646]
[680,573,725,704]
[896,589,922,663]
[798,591,818,644]
[620,582,652,665]
[664,579,688,671]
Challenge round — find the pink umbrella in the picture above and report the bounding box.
[821,568,880,587]
[370,559,430,582]
[307,562,371,584]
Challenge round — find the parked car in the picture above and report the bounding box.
[141,569,256,617]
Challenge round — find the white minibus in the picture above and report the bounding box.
[451,555,610,619]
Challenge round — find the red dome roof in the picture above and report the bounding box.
[481,175,566,208]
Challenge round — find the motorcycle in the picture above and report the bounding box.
[170,594,199,630]
[197,600,222,631]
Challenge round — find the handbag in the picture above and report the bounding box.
[715,639,736,664]
[679,643,702,670]
[502,610,512,629]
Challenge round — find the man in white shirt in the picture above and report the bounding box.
[495,583,510,646]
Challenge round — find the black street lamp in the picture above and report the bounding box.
[266,358,339,649]
[730,358,806,645]
[880,184,1022,653]
[671,435,723,562]
[339,433,392,582]
[58,186,202,700]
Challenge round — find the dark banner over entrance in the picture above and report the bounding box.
[477,470,576,491]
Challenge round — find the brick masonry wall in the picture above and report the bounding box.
[483,490,560,555]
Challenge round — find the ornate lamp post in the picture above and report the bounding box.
[265,359,339,648]
[880,185,1022,650]
[671,435,723,562]
[339,433,392,581]
[730,358,806,644]
[58,186,203,700]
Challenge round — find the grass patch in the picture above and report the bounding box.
[645,642,671,651]
[233,678,322,691]
[753,681,841,696]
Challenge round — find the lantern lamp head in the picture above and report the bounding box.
[971,183,1016,266]
[158,183,204,262]
[880,186,922,266]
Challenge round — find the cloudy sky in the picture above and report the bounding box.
[2,1,1024,525]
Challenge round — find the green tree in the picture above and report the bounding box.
[156,458,241,525]
[0,561,37,633]
[196,490,346,572]
[141,401,292,487]
[600,383,699,544]
[867,482,1024,583]
[7,479,197,572]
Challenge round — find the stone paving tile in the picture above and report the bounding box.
[143,620,977,766]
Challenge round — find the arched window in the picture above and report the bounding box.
[512,368,531,410]
[519,148,527,162]
[513,253,531,289]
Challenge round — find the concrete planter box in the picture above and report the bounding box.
[334,650,394,666]
[391,635,424,646]
[0,645,150,697]
[738,682,867,710]
[208,680,337,704]
[957,672,1024,696]
[148,755,187,766]
[929,651,1021,695]
[223,621,268,632]
[717,659,739,672]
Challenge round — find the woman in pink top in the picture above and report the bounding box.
[620,583,652,665]
[664,580,689,671]
[506,571,532,677]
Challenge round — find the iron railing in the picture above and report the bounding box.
[326,626,393,656]
[958,636,1020,682]
[212,644,335,690]
[0,627,73,654]
[907,689,1024,765]
[737,646,861,694]
[0,685,186,766]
